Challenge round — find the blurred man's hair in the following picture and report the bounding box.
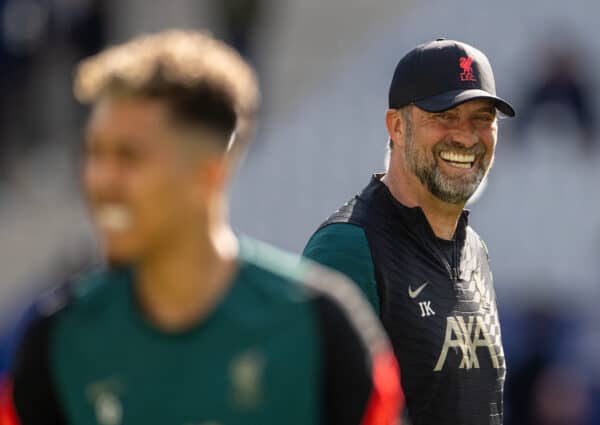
[74,30,259,149]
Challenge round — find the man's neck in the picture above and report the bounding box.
[382,171,465,240]
[135,222,239,332]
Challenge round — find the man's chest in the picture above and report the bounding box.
[371,231,504,377]
[52,314,317,425]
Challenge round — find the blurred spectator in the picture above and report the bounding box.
[0,0,41,177]
[505,305,594,425]
[515,45,596,152]
[0,0,106,178]
[532,366,591,425]
[214,0,266,61]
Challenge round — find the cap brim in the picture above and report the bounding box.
[414,89,515,117]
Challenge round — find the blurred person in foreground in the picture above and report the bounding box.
[304,38,515,425]
[0,30,401,425]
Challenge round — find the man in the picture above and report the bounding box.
[304,38,515,425]
[0,30,401,425]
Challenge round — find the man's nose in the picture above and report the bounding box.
[84,157,123,196]
[447,120,478,148]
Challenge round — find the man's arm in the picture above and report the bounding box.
[0,313,66,425]
[301,260,402,425]
[303,223,380,314]
[313,294,402,425]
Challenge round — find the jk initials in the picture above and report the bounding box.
[419,301,435,317]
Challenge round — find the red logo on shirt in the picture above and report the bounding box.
[459,57,476,82]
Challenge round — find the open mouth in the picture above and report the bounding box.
[96,204,133,232]
[439,151,476,169]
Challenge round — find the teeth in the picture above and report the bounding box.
[440,151,475,163]
[450,162,471,169]
[96,204,132,232]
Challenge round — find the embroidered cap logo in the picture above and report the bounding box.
[459,56,476,82]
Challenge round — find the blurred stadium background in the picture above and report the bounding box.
[1,1,599,423]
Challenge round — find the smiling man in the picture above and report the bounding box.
[304,38,515,425]
[0,30,402,425]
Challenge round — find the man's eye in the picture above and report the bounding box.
[84,144,102,160]
[117,147,142,163]
[436,113,454,121]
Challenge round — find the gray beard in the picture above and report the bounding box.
[412,161,486,204]
[404,138,488,205]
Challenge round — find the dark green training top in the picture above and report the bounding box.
[304,175,506,425]
[1,238,401,425]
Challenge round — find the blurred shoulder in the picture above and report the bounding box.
[239,237,384,345]
[240,236,365,300]
[20,265,130,333]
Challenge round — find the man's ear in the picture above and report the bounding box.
[386,108,404,149]
[185,152,230,209]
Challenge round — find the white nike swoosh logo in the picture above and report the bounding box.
[408,282,429,299]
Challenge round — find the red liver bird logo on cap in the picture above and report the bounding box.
[459,56,476,82]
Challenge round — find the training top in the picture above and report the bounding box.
[304,175,506,425]
[0,237,401,425]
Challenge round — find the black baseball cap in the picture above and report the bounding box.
[388,38,515,117]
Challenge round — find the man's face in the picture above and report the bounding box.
[402,100,498,204]
[83,96,215,264]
